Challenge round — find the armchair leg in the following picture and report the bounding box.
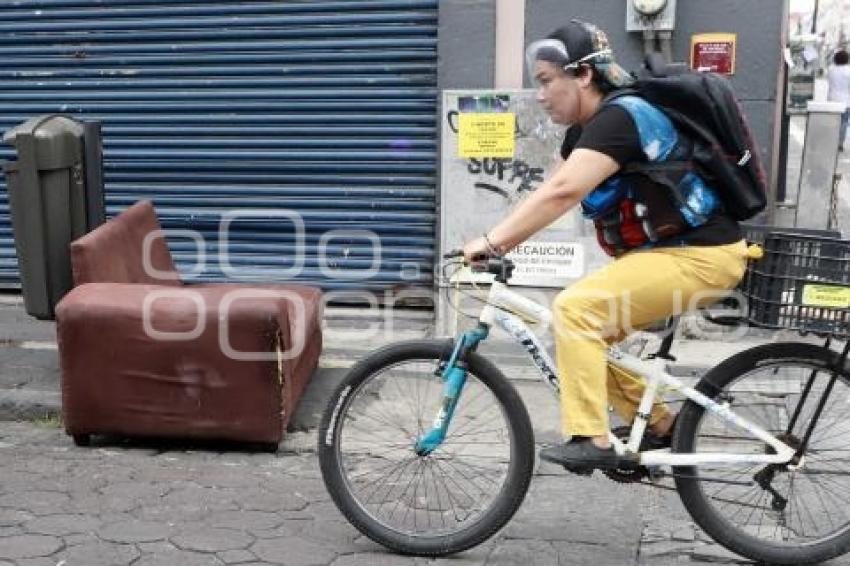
[72,434,91,447]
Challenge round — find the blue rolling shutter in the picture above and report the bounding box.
[0,0,437,292]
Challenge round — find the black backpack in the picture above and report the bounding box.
[609,54,768,221]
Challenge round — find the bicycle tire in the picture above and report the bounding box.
[318,339,535,556]
[674,342,850,565]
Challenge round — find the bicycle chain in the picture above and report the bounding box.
[602,426,654,484]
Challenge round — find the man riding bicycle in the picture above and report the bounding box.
[462,20,750,473]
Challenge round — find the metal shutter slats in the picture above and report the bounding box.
[0,0,438,291]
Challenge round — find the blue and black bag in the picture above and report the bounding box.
[609,53,768,221]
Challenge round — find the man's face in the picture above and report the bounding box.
[533,60,580,126]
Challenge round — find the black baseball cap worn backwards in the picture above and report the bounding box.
[526,19,634,87]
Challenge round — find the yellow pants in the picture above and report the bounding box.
[551,240,750,437]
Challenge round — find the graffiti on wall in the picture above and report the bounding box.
[445,108,549,198]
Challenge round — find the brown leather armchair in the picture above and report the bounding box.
[56,200,323,448]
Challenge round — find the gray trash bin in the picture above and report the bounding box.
[2,115,105,320]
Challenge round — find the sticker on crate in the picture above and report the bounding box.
[801,284,850,309]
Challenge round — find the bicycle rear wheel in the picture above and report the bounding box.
[318,340,534,556]
[674,342,850,565]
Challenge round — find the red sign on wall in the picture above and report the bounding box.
[691,33,737,75]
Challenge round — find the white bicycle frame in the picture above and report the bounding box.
[480,281,796,467]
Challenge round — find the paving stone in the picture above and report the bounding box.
[66,491,140,514]
[251,536,338,565]
[641,525,672,543]
[0,491,69,515]
[640,539,697,559]
[0,527,21,538]
[195,471,262,489]
[98,481,170,502]
[241,490,309,512]
[17,456,74,476]
[172,527,254,552]
[295,520,359,546]
[25,513,100,536]
[161,486,241,512]
[637,556,692,566]
[132,464,201,482]
[133,548,225,566]
[672,525,697,542]
[218,549,259,564]
[480,539,560,566]
[328,552,422,566]
[98,519,172,543]
[205,510,283,532]
[14,559,56,566]
[0,509,32,527]
[136,503,212,524]
[0,472,46,493]
[419,542,494,566]
[248,524,301,540]
[690,543,751,563]
[277,509,314,522]
[64,533,99,547]
[137,541,179,554]
[306,501,345,521]
[261,477,328,502]
[0,534,63,559]
[54,540,141,565]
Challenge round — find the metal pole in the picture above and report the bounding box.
[811,0,819,34]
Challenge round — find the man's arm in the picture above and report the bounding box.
[485,148,619,252]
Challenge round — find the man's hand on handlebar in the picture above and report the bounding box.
[462,236,494,264]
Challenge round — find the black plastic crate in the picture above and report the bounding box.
[741,233,850,337]
[713,225,840,314]
[740,223,840,245]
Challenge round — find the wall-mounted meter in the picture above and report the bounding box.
[633,0,667,16]
[626,0,677,31]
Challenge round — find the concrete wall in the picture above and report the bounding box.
[437,0,496,89]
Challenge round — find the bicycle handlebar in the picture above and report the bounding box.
[443,249,516,283]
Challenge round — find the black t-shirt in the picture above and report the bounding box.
[562,104,741,247]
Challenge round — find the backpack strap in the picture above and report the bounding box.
[621,162,710,225]
[610,98,713,225]
[601,87,639,106]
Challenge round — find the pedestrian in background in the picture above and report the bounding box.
[828,48,850,151]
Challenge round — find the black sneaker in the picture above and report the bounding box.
[539,437,628,474]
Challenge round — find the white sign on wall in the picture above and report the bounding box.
[506,240,584,286]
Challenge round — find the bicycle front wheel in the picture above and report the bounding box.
[318,340,535,557]
[674,342,850,565]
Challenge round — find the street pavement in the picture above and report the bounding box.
[2,384,827,566]
[3,371,850,566]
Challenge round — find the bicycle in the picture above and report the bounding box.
[318,232,850,565]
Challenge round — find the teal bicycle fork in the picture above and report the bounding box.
[414,324,490,456]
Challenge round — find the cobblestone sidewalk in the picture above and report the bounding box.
[5,419,850,566]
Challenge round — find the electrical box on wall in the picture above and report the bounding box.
[626,0,677,32]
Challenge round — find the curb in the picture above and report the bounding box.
[0,389,61,421]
